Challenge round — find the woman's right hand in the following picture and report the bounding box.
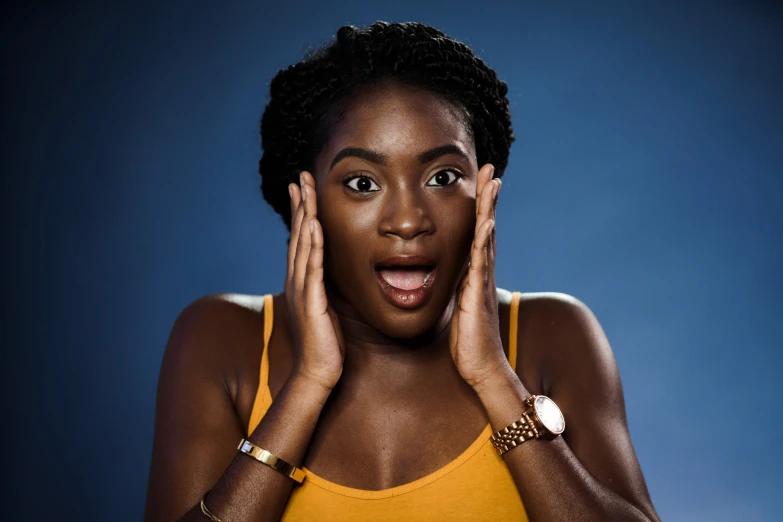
[285,171,345,391]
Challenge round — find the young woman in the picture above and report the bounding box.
[144,22,660,522]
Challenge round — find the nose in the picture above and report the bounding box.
[378,185,435,240]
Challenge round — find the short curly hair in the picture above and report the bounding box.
[259,21,515,229]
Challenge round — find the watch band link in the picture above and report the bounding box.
[490,410,540,456]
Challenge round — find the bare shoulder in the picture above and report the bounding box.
[166,293,266,357]
[509,291,615,396]
[517,291,599,336]
[161,293,270,405]
[496,288,590,314]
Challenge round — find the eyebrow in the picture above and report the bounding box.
[328,144,471,172]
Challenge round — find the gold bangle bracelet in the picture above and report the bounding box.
[238,439,306,484]
[200,492,226,522]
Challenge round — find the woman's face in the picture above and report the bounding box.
[312,81,480,340]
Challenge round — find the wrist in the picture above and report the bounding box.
[472,365,532,430]
[285,372,335,404]
[471,362,521,396]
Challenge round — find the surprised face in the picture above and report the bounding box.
[312,81,481,340]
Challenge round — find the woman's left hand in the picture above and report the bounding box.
[449,164,508,390]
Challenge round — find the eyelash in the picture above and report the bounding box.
[343,169,463,193]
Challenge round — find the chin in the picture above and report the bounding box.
[376,304,451,340]
[354,279,458,342]
[325,252,467,341]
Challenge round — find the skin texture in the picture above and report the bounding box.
[144,82,660,521]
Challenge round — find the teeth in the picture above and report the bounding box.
[423,269,433,284]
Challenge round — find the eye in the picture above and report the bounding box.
[426,169,461,187]
[345,175,381,193]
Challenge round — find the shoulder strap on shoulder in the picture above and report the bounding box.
[509,291,521,372]
[260,294,274,387]
[248,294,274,436]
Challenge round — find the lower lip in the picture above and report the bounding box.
[375,268,437,309]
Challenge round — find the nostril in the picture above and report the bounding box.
[378,198,434,239]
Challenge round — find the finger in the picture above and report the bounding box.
[487,211,497,296]
[286,183,305,289]
[293,187,313,292]
[492,179,501,221]
[300,171,318,219]
[454,271,469,316]
[286,183,304,280]
[288,182,301,219]
[475,175,498,238]
[476,164,495,220]
[305,218,327,315]
[489,179,501,294]
[467,218,495,295]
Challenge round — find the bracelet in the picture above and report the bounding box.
[238,439,306,484]
[200,492,226,522]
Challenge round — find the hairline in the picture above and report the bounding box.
[306,78,477,175]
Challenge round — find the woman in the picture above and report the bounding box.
[145,22,660,522]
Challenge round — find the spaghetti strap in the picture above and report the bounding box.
[509,291,521,372]
[260,294,274,389]
[247,294,274,436]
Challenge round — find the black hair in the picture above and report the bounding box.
[259,21,515,229]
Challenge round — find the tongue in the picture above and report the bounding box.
[378,269,428,290]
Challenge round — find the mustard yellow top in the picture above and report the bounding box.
[248,292,528,521]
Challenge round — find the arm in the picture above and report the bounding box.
[143,296,331,522]
[474,294,660,522]
[145,173,343,521]
[450,164,659,521]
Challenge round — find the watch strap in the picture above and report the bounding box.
[490,410,539,456]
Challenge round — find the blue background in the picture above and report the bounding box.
[4,1,781,520]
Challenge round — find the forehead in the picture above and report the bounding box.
[318,82,475,168]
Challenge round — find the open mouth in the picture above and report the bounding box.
[376,266,435,290]
[374,256,437,309]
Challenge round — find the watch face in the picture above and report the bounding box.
[534,396,565,434]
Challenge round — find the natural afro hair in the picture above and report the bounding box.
[259,21,515,229]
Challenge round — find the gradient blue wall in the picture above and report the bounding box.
[4,1,781,520]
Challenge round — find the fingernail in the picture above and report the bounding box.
[309,220,314,233]
[301,184,306,201]
[288,184,293,200]
[490,166,496,178]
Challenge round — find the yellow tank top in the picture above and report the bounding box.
[247,293,529,521]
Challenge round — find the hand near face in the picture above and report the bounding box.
[286,172,345,390]
[449,164,506,389]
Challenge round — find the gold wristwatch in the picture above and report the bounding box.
[490,395,565,456]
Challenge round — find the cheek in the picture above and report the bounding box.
[318,193,377,275]
[438,197,477,260]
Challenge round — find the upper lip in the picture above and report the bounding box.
[375,255,436,268]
